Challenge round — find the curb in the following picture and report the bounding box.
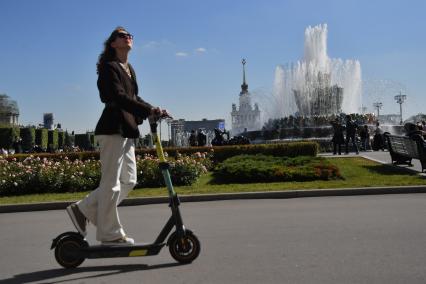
[1,185,426,213]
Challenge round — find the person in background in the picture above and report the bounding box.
[330,118,344,155]
[345,114,359,154]
[189,130,197,146]
[13,137,23,154]
[197,128,207,146]
[359,125,370,151]
[372,121,385,151]
[66,26,169,246]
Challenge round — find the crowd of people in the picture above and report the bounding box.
[330,115,388,155]
[188,129,207,147]
[330,114,426,155]
[187,128,250,147]
[263,113,375,131]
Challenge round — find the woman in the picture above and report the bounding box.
[66,27,168,245]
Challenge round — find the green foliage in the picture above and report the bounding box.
[64,131,73,148]
[58,131,65,149]
[0,152,210,196]
[35,128,48,149]
[209,142,318,163]
[48,129,59,151]
[20,127,35,152]
[135,142,318,163]
[5,142,319,166]
[74,133,93,150]
[212,154,341,184]
[0,127,20,149]
[136,152,211,187]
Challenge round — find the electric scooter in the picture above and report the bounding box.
[51,113,201,268]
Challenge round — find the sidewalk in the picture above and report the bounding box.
[320,150,425,174]
[1,150,425,213]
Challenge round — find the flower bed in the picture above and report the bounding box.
[212,154,342,184]
[0,152,212,196]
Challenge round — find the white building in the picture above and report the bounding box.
[231,59,261,136]
[0,94,19,125]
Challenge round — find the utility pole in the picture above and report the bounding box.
[394,91,407,125]
[373,102,383,120]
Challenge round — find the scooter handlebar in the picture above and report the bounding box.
[148,108,172,132]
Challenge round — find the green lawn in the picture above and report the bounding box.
[1,157,425,205]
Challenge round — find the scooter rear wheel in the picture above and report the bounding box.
[168,230,200,263]
[55,234,88,268]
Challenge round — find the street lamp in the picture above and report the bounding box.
[373,102,383,120]
[394,91,407,125]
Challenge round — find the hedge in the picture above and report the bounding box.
[5,142,319,163]
[74,133,93,150]
[48,129,59,151]
[35,128,48,150]
[212,154,341,184]
[0,153,210,196]
[58,131,65,149]
[20,127,36,152]
[0,127,20,149]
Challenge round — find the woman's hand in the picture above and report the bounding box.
[160,109,172,119]
[150,107,162,117]
[149,107,172,121]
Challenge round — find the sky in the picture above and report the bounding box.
[1,0,425,135]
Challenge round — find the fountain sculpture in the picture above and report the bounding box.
[271,24,362,119]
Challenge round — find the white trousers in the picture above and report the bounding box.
[77,135,137,241]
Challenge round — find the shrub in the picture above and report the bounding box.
[136,152,211,187]
[20,127,36,152]
[6,142,319,164]
[212,154,341,184]
[0,127,20,149]
[0,152,211,196]
[58,131,65,149]
[209,142,318,163]
[35,128,48,150]
[48,129,59,151]
[74,133,93,151]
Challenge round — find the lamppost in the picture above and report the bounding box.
[167,119,171,146]
[394,91,407,125]
[373,102,383,120]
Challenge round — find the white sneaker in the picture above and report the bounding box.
[101,236,135,246]
[66,203,87,236]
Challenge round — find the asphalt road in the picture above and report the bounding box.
[1,194,426,284]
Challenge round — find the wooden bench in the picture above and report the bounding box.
[384,134,426,172]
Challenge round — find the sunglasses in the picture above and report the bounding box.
[117,33,134,40]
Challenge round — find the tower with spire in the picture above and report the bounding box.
[231,59,261,135]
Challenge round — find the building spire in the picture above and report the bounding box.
[241,58,248,94]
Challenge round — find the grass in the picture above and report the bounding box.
[1,157,425,205]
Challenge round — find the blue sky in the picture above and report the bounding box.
[1,0,425,134]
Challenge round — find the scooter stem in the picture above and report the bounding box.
[150,120,177,199]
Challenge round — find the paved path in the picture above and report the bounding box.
[320,150,425,173]
[1,195,426,283]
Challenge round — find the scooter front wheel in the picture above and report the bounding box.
[54,234,88,268]
[168,230,200,263]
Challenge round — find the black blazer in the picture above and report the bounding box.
[95,60,153,138]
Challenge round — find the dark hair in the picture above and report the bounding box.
[96,26,127,74]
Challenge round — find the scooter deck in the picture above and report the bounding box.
[81,243,166,259]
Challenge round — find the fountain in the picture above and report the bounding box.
[271,24,362,119]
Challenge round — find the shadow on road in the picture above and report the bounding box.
[1,262,183,284]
